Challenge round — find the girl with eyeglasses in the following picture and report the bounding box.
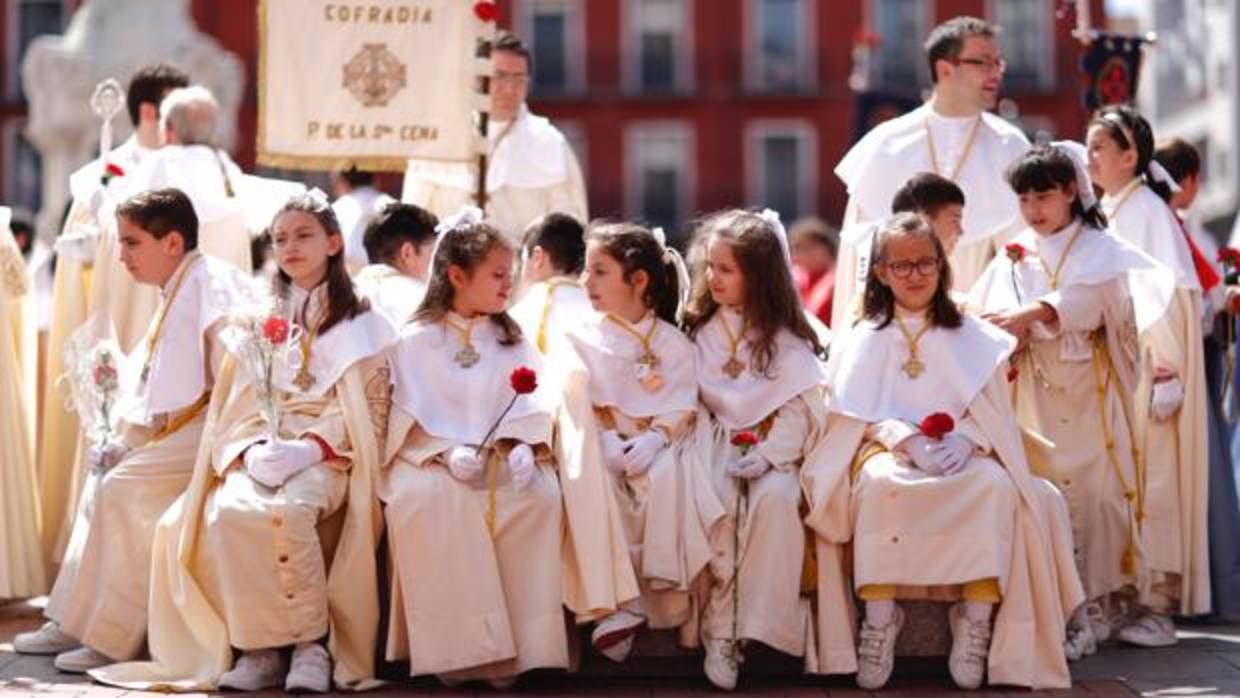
[972,144,1179,661]
[808,211,1082,690]
[1088,105,1212,642]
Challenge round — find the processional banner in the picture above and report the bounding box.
[258,0,483,172]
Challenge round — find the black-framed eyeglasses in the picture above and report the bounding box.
[882,257,941,279]
[953,56,1006,73]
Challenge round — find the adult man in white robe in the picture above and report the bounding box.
[127,85,253,273]
[832,16,1029,329]
[402,32,588,244]
[39,63,189,570]
[14,188,252,673]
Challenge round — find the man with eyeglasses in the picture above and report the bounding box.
[401,31,588,245]
[831,16,1030,330]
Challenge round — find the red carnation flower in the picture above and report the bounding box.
[473,1,499,22]
[919,412,955,440]
[100,161,125,186]
[510,366,538,395]
[1219,247,1240,268]
[1005,243,1027,263]
[1006,365,1020,382]
[262,316,290,344]
[731,430,759,455]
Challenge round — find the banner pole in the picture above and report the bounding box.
[475,31,493,212]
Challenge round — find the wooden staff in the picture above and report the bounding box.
[475,33,493,211]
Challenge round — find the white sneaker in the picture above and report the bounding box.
[1117,612,1177,647]
[592,609,645,662]
[856,606,904,690]
[1064,616,1097,661]
[13,621,79,655]
[285,642,332,693]
[948,603,991,690]
[703,638,739,691]
[218,648,286,691]
[53,646,112,673]
[1083,599,1118,643]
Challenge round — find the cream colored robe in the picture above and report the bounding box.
[804,375,1084,688]
[91,350,390,691]
[0,217,45,598]
[551,314,714,629]
[1105,183,1211,615]
[380,319,567,678]
[691,388,826,659]
[971,224,1176,605]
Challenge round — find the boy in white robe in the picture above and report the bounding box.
[509,212,590,355]
[15,188,252,672]
[353,202,436,324]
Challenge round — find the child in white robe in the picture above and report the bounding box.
[835,173,967,330]
[972,144,1177,659]
[353,202,436,324]
[681,209,828,691]
[16,189,252,673]
[1087,106,1212,639]
[818,212,1082,690]
[91,193,396,694]
[561,222,708,661]
[381,210,566,688]
[509,212,589,355]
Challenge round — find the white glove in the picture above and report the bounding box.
[446,445,484,483]
[508,443,537,490]
[899,434,947,475]
[600,430,627,475]
[726,451,771,480]
[930,434,975,476]
[622,430,667,477]
[89,440,129,473]
[244,438,322,489]
[1150,377,1185,421]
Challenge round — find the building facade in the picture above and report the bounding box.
[2,0,1104,239]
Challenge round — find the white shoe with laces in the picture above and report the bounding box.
[1117,612,1177,647]
[592,609,645,663]
[52,646,112,673]
[703,638,739,691]
[218,648,286,691]
[13,621,79,655]
[856,606,904,690]
[948,603,991,690]
[285,642,332,693]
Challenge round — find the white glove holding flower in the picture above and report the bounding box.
[446,445,484,483]
[89,439,129,474]
[900,434,946,475]
[622,430,667,476]
[1150,376,1185,422]
[245,438,322,488]
[508,443,537,490]
[930,434,975,476]
[726,451,772,480]
[600,430,628,475]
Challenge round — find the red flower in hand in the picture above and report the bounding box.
[101,162,125,186]
[1219,247,1240,268]
[919,412,955,440]
[1006,365,1020,382]
[731,430,759,455]
[510,366,538,395]
[473,1,499,22]
[1005,243,1027,263]
[262,317,290,344]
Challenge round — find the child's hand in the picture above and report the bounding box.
[726,452,771,480]
[930,434,974,475]
[245,438,322,488]
[446,445,483,482]
[600,430,627,475]
[899,434,944,474]
[508,443,537,490]
[622,431,666,476]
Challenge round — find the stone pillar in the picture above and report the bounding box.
[20,0,245,241]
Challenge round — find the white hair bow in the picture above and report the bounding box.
[305,187,331,208]
[1051,140,1099,213]
[651,226,692,316]
[434,205,484,235]
[1147,160,1183,194]
[758,208,792,269]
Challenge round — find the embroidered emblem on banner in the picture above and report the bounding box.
[342,43,408,107]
